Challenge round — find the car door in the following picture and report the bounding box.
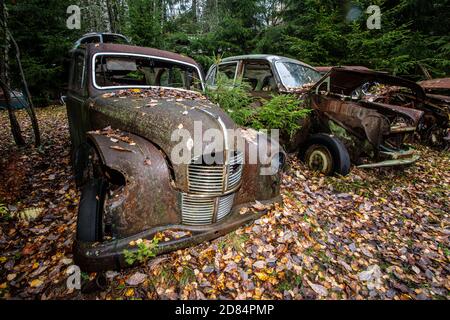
[66,50,88,153]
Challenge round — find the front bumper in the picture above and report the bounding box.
[73,196,282,272]
[357,147,420,169]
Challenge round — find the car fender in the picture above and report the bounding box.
[86,131,181,237]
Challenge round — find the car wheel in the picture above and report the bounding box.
[76,178,108,242]
[302,133,351,176]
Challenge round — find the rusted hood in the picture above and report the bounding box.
[88,89,239,189]
[313,67,426,100]
[419,78,450,107]
[419,78,450,90]
[361,101,424,125]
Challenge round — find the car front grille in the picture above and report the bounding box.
[181,193,236,226]
[182,152,243,226]
[187,152,243,196]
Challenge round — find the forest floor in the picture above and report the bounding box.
[0,106,449,300]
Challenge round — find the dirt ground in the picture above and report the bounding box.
[0,106,449,300]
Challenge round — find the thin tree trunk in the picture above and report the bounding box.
[0,0,25,146]
[0,80,25,146]
[9,29,41,146]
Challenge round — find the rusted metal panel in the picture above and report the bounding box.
[87,131,181,237]
[419,78,450,90]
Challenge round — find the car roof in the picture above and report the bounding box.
[81,32,128,38]
[87,43,202,70]
[221,54,316,70]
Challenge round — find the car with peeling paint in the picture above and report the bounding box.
[66,44,284,271]
[206,55,425,175]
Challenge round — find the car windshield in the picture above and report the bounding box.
[93,54,203,91]
[276,61,322,89]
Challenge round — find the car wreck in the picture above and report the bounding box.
[206,56,423,175]
[373,77,450,147]
[67,44,284,271]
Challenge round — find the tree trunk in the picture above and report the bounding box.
[9,29,41,146]
[192,0,197,22]
[0,0,25,146]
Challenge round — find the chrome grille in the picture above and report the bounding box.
[187,152,243,196]
[187,163,224,195]
[217,193,235,221]
[181,193,236,226]
[227,152,244,190]
[181,194,215,225]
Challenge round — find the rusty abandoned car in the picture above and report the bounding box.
[66,44,284,271]
[206,55,425,175]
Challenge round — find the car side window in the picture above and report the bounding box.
[217,63,237,82]
[242,61,276,92]
[71,53,85,94]
[206,66,217,86]
[80,36,101,45]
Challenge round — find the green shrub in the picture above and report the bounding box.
[206,77,311,138]
[252,94,311,139]
[205,74,255,126]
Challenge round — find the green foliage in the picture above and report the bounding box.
[252,94,311,139]
[123,237,159,266]
[206,75,310,137]
[205,74,255,126]
[3,0,449,106]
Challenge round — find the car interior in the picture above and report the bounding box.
[94,56,202,90]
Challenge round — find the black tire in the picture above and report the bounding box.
[76,178,108,242]
[301,133,351,176]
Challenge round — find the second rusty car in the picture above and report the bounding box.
[206,55,424,175]
[66,44,284,271]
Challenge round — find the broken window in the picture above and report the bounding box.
[276,62,321,89]
[242,61,276,92]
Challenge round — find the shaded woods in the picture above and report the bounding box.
[3,0,450,105]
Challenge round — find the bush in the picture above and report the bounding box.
[205,74,255,126]
[206,76,311,138]
[252,94,311,139]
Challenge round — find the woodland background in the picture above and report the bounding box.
[2,0,450,106]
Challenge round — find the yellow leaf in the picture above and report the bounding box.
[0,282,7,289]
[125,288,134,297]
[30,279,43,288]
[0,257,7,263]
[254,272,269,281]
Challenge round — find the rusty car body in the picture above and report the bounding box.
[373,77,450,147]
[67,44,284,271]
[206,56,423,175]
[315,66,371,75]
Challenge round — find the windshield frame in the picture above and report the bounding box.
[91,52,205,92]
[275,60,322,89]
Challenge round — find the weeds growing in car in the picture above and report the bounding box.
[207,75,311,138]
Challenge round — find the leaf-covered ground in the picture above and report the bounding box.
[0,106,449,300]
